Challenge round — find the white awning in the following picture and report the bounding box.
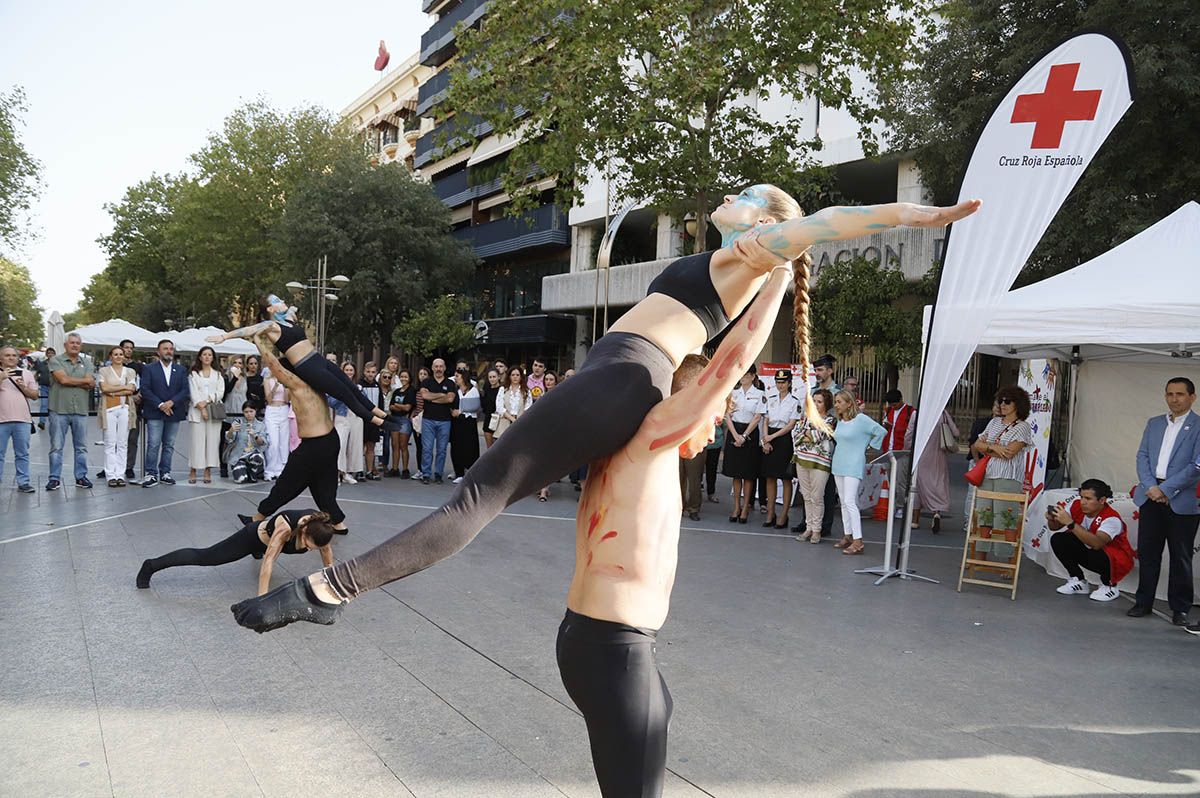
[467,126,529,166]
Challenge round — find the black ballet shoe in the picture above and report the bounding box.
[231,577,344,634]
[136,561,154,589]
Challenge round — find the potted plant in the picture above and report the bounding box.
[976,506,994,539]
[998,508,1020,542]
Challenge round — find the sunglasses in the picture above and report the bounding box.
[998,398,1015,405]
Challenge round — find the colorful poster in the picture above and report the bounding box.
[1018,359,1057,553]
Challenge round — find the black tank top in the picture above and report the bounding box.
[266,508,315,554]
[645,250,730,341]
[276,321,307,351]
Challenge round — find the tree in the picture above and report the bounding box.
[0,256,45,347]
[393,295,475,359]
[885,0,1199,285]
[0,87,43,251]
[810,256,923,370]
[448,0,930,249]
[281,160,477,353]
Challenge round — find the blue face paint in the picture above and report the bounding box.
[267,294,289,323]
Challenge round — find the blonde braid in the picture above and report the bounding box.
[792,251,828,431]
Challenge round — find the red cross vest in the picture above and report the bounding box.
[1070,499,1136,585]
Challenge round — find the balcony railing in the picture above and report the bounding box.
[416,68,451,117]
[413,115,494,168]
[432,168,507,208]
[420,0,491,68]
[453,203,569,260]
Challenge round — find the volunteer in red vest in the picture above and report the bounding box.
[881,389,914,519]
[1047,478,1136,602]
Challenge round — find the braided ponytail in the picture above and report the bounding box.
[791,250,827,431]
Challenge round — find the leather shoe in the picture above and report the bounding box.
[1171,612,1189,627]
[1126,605,1152,618]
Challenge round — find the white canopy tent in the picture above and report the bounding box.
[167,327,258,356]
[65,319,160,350]
[920,201,1200,492]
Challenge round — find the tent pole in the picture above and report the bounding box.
[1064,349,1080,485]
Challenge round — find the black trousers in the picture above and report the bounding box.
[286,351,377,423]
[449,415,480,477]
[704,447,720,496]
[1050,531,1112,585]
[557,610,672,798]
[1134,500,1199,613]
[144,522,267,577]
[125,418,140,474]
[256,430,344,524]
[324,332,673,598]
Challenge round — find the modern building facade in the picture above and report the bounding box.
[342,52,433,170]
[414,0,576,370]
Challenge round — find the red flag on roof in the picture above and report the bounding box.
[374,40,390,71]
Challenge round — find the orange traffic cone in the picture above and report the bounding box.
[873,477,890,522]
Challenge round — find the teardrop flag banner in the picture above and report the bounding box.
[911,31,1134,468]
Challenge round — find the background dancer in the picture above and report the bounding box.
[207,296,384,426]
[232,189,980,631]
[138,509,336,595]
[240,335,349,534]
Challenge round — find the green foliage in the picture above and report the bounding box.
[393,295,475,358]
[0,87,43,251]
[80,101,471,342]
[281,161,476,353]
[885,0,1200,285]
[810,256,922,369]
[449,0,931,250]
[0,256,45,347]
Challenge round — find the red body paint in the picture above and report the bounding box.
[600,530,618,542]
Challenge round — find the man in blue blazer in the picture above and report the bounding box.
[139,339,190,487]
[1129,377,1200,625]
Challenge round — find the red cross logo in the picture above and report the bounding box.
[1010,63,1102,149]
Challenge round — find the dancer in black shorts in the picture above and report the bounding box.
[208,295,384,426]
[137,509,336,595]
[231,188,980,631]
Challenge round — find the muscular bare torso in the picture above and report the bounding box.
[566,449,682,631]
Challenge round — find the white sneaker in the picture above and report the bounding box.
[453,476,464,484]
[1056,577,1088,595]
[1089,584,1121,602]
[341,474,357,485]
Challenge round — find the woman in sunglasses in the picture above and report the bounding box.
[970,387,1034,559]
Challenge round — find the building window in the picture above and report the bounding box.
[468,259,568,319]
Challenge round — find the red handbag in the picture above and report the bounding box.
[965,455,990,487]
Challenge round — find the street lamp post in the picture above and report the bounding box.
[286,255,350,354]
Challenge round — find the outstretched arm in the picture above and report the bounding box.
[257,519,290,596]
[732,200,982,267]
[209,320,278,344]
[631,265,793,458]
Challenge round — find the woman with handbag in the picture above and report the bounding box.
[187,346,225,484]
[98,346,137,487]
[969,386,1034,559]
[493,366,531,440]
[904,407,960,533]
[479,368,501,450]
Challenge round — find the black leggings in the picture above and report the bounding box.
[704,447,720,496]
[324,332,674,598]
[1050,531,1112,585]
[286,350,377,422]
[143,522,267,577]
[557,610,672,798]
[257,429,345,524]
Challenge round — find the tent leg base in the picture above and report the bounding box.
[855,567,941,587]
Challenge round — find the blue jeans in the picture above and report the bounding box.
[0,420,32,487]
[38,385,49,419]
[144,419,181,478]
[49,412,89,482]
[421,418,451,478]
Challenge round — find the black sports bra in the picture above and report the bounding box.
[645,250,730,341]
[275,321,307,351]
[266,508,314,554]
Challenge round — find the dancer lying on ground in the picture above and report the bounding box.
[237,333,350,534]
[137,509,336,594]
[230,188,981,632]
[207,295,384,426]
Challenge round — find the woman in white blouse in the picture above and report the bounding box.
[188,346,225,484]
[98,346,138,487]
[493,366,532,438]
[722,367,765,524]
[758,369,801,529]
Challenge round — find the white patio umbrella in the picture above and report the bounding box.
[44,311,65,351]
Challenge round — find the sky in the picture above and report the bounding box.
[0,0,427,320]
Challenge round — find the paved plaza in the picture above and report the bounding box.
[2,433,1198,797]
